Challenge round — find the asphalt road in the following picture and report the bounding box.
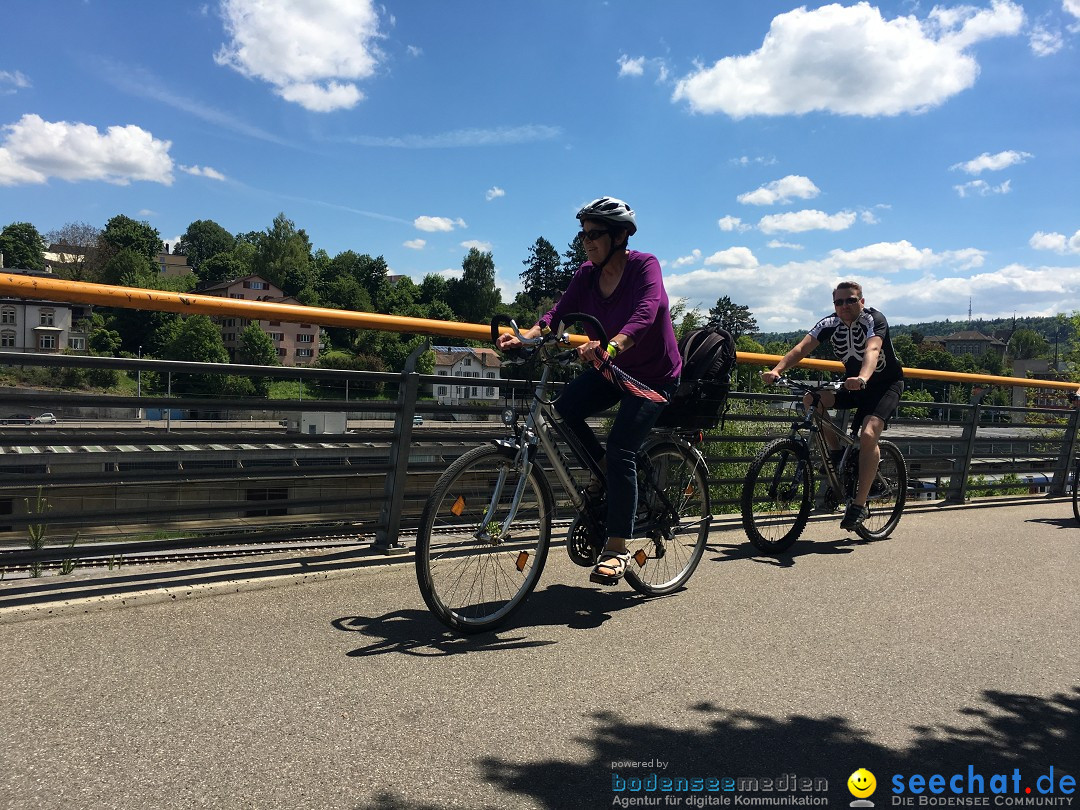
[1,500,1077,810]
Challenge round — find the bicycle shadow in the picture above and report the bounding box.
[1027,516,1078,530]
[332,583,649,658]
[708,531,878,568]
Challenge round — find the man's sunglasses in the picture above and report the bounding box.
[578,228,611,242]
[833,297,860,306]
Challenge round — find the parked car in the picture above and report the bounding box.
[0,413,32,425]
[33,413,57,424]
[412,415,424,425]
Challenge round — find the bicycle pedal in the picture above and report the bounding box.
[589,572,620,586]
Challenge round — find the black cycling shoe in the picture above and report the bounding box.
[840,502,869,531]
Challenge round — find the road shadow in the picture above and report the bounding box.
[332,582,650,657]
[709,532,878,568]
[1027,516,1078,530]
[357,686,1078,809]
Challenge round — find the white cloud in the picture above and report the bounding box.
[672,1,1024,118]
[718,215,750,232]
[704,247,759,269]
[617,55,645,77]
[1067,0,1080,18]
[1030,230,1080,254]
[731,155,778,167]
[0,114,173,187]
[826,240,986,272]
[860,210,879,225]
[414,216,467,233]
[1029,24,1064,56]
[954,178,1012,197]
[951,149,1033,174]
[0,70,31,95]
[403,239,426,250]
[181,164,226,181]
[460,240,492,252]
[485,186,505,201]
[766,240,804,250]
[758,209,857,234]
[737,175,820,206]
[672,249,702,269]
[215,0,383,112]
[407,45,422,58]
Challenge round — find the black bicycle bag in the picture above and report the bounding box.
[654,323,736,431]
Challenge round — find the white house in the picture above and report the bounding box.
[0,267,86,354]
[431,346,503,406]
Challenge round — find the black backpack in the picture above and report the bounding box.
[654,323,736,431]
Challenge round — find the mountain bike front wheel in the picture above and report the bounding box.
[741,438,812,554]
[415,444,552,633]
[625,441,711,596]
[1072,460,1080,524]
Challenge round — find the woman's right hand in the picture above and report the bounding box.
[760,370,781,385]
[495,332,522,352]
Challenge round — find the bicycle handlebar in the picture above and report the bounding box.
[771,378,844,394]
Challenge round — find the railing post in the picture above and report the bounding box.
[945,391,984,504]
[1049,403,1080,497]
[374,340,429,553]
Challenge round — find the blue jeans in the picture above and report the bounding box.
[554,368,673,540]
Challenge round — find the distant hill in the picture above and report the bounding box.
[756,314,1072,346]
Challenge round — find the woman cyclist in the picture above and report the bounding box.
[495,197,682,584]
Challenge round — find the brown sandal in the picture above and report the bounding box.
[590,550,630,586]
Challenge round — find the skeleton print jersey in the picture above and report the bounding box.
[808,307,903,388]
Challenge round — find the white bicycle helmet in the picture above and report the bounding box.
[576,197,637,236]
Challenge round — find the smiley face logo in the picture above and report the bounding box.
[848,768,877,798]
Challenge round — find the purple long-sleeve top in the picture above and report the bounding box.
[538,250,682,388]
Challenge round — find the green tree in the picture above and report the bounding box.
[178,220,234,270]
[708,296,758,338]
[252,213,312,293]
[1005,328,1049,361]
[561,233,587,277]
[0,222,46,270]
[101,215,161,263]
[520,237,564,302]
[235,323,279,396]
[158,315,230,397]
[101,247,154,286]
[448,248,500,323]
[197,252,245,287]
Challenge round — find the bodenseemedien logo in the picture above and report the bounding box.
[848,768,877,808]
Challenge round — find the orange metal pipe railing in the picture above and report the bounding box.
[2,274,1076,393]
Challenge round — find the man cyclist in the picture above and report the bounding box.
[761,281,904,531]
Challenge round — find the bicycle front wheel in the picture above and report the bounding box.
[853,439,907,541]
[625,441,711,596]
[415,444,552,633]
[1072,461,1080,524]
[741,438,812,554]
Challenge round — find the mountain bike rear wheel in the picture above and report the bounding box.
[415,445,552,633]
[625,441,711,596]
[741,438,812,554]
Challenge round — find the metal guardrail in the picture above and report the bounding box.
[0,351,1077,572]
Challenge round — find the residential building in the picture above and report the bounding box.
[157,246,194,278]
[431,346,503,406]
[0,267,87,354]
[202,275,322,366]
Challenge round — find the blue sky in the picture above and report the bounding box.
[2,0,1079,332]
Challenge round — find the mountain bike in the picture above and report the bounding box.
[415,314,712,633]
[741,378,908,553]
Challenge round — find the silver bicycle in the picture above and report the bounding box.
[415,314,712,633]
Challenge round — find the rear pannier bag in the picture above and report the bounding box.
[654,324,736,430]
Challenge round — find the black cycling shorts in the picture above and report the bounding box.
[832,379,904,431]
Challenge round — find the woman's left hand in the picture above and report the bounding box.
[579,340,606,363]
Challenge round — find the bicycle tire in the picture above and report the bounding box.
[415,444,552,633]
[1073,460,1080,524]
[624,440,711,596]
[741,438,812,554]
[849,439,908,541]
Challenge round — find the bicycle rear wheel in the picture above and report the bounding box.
[625,441,711,596]
[741,438,812,554]
[849,439,908,541]
[415,444,551,633]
